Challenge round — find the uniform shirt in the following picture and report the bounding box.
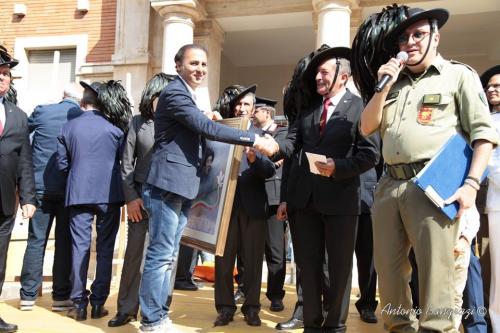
[380,55,498,165]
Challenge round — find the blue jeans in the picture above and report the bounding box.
[139,184,191,327]
[20,195,71,301]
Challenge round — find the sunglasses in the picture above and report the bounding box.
[397,30,431,45]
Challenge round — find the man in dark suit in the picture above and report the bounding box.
[214,86,275,327]
[57,80,131,322]
[19,84,83,312]
[252,97,288,312]
[0,46,36,333]
[262,46,379,333]
[138,44,275,333]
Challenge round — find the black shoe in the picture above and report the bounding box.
[213,312,233,326]
[67,307,87,321]
[0,317,17,333]
[359,308,378,324]
[275,317,304,330]
[174,281,198,291]
[243,311,261,326]
[234,290,245,304]
[108,312,136,327]
[91,305,109,319]
[270,299,284,312]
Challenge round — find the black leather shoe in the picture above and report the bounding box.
[359,309,378,323]
[91,305,109,319]
[270,299,284,312]
[275,317,304,330]
[174,281,198,291]
[108,312,136,327]
[67,307,87,321]
[0,317,17,333]
[233,290,245,304]
[213,312,233,326]
[243,311,261,326]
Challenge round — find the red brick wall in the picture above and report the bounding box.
[0,0,117,63]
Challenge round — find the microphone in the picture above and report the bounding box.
[374,51,408,93]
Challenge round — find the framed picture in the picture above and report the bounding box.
[181,117,249,256]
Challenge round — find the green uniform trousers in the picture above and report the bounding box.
[372,175,460,333]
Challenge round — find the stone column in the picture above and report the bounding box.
[194,19,225,110]
[313,0,354,48]
[151,0,207,74]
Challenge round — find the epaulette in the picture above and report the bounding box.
[449,59,477,74]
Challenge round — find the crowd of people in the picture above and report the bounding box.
[0,4,499,333]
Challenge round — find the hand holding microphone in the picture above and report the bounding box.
[374,51,408,93]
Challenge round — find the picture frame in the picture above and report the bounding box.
[181,117,249,256]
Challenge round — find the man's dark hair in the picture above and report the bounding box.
[174,44,208,64]
[81,88,98,107]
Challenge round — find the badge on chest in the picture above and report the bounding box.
[417,94,441,125]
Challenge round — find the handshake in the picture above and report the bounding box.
[253,134,280,156]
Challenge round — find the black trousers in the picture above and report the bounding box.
[0,213,16,295]
[175,244,198,285]
[291,206,357,333]
[264,206,287,302]
[354,213,378,312]
[214,208,266,315]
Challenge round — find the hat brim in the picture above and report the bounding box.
[385,8,449,47]
[0,59,19,69]
[480,65,500,88]
[80,81,99,95]
[229,84,257,110]
[303,47,351,84]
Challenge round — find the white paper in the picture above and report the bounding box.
[305,152,327,175]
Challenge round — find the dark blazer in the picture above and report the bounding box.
[0,99,36,215]
[359,168,378,214]
[121,115,154,203]
[147,76,256,200]
[264,125,288,207]
[278,89,379,216]
[28,99,83,196]
[57,110,125,206]
[234,126,276,220]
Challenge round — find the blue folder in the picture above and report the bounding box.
[413,133,487,220]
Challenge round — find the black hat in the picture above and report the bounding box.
[384,8,449,47]
[480,65,500,88]
[303,46,351,85]
[0,46,19,69]
[80,81,104,95]
[255,96,277,109]
[229,84,257,110]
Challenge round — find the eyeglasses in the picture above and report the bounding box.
[397,31,431,45]
[485,83,500,91]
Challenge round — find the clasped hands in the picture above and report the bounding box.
[253,134,279,156]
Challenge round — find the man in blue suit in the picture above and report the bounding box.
[57,80,131,322]
[138,44,275,333]
[19,84,83,312]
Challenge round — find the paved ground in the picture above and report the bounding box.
[0,283,386,333]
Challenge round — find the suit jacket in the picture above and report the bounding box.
[359,168,378,214]
[264,125,288,207]
[233,126,276,220]
[121,115,155,203]
[57,110,125,206]
[0,99,36,215]
[278,89,379,216]
[28,99,83,196]
[147,76,256,200]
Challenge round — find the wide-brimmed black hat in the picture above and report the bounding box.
[385,8,449,47]
[255,96,277,108]
[480,65,500,88]
[80,81,104,95]
[303,46,351,84]
[229,84,257,110]
[0,46,19,68]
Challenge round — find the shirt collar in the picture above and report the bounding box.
[402,54,445,80]
[323,87,347,106]
[178,75,197,100]
[0,96,4,104]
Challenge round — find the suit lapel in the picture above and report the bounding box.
[323,90,352,132]
[2,100,16,137]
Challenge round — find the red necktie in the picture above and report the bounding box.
[319,98,331,135]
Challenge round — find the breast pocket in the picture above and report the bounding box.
[381,97,398,132]
[417,93,453,126]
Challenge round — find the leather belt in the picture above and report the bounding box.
[385,162,427,180]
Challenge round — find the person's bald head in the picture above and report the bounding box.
[63,83,83,103]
